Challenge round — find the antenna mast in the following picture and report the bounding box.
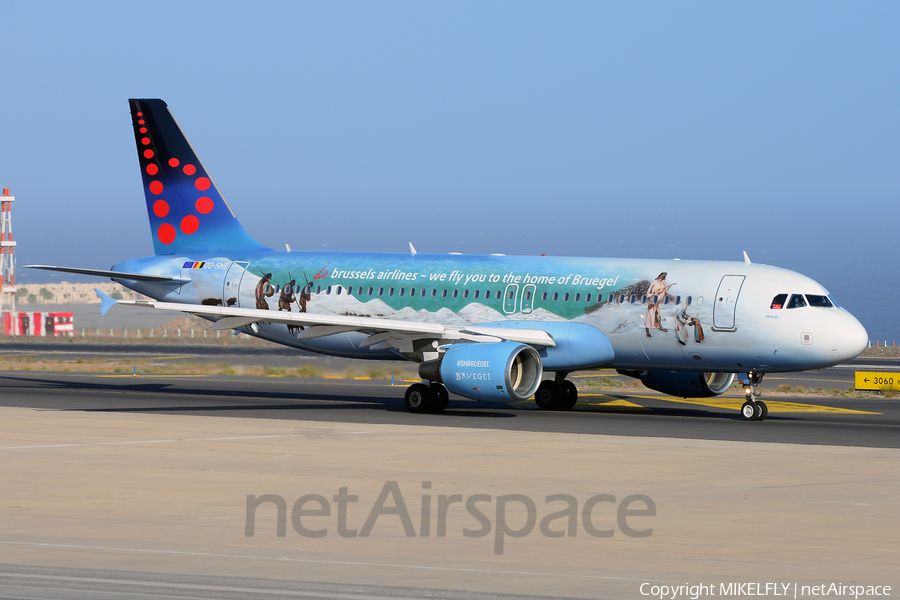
[0,188,16,332]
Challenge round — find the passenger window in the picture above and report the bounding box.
[464,290,469,299]
[389,288,395,296]
[770,293,787,309]
[563,293,570,302]
[431,289,437,297]
[484,289,490,299]
[474,290,480,299]
[442,289,448,298]
[806,294,833,308]
[316,286,322,294]
[686,296,692,306]
[542,292,548,301]
[552,292,559,302]
[453,290,459,298]
[336,286,342,295]
[641,295,647,304]
[378,287,384,296]
[786,294,807,309]
[585,293,591,303]
[526,291,533,300]
[630,294,636,304]
[399,288,405,297]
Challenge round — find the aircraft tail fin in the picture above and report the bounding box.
[128,99,268,256]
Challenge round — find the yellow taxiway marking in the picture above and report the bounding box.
[766,376,850,384]
[625,395,880,414]
[96,374,207,379]
[578,393,651,410]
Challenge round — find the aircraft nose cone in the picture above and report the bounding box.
[831,311,868,364]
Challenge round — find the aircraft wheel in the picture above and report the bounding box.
[405,383,435,413]
[559,380,578,410]
[755,400,768,421]
[534,380,562,410]
[741,401,757,421]
[430,383,450,412]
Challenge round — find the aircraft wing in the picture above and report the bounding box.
[97,290,556,354]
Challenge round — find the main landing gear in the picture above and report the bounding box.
[404,382,450,414]
[534,373,578,410]
[740,371,768,421]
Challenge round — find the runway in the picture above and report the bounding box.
[0,351,898,598]
[0,367,897,448]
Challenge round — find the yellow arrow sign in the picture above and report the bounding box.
[854,371,900,391]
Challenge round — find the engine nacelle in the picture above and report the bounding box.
[620,370,735,398]
[419,342,542,403]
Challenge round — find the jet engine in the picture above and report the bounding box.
[618,370,735,398]
[419,342,542,403]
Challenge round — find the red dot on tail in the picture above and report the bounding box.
[153,199,169,217]
[157,223,176,245]
[195,197,214,214]
[194,177,211,191]
[181,215,199,235]
[138,119,145,125]
[137,112,143,117]
[141,137,150,146]
[149,181,164,195]
[144,149,154,159]
[183,164,196,176]
[168,158,180,168]
[140,127,147,134]
[146,164,158,176]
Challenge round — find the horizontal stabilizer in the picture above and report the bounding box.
[95,289,119,316]
[27,265,190,283]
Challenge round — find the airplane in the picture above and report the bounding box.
[28,99,868,421]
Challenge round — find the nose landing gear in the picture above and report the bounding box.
[740,371,768,421]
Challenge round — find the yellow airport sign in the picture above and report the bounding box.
[854,371,900,391]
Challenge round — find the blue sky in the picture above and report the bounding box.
[2,1,898,338]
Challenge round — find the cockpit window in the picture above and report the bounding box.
[806,294,833,308]
[770,294,788,309]
[828,294,840,308]
[786,294,807,309]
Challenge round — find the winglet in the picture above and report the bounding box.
[743,251,751,264]
[95,288,118,316]
[409,242,417,256]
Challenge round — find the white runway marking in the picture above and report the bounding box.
[0,431,373,451]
